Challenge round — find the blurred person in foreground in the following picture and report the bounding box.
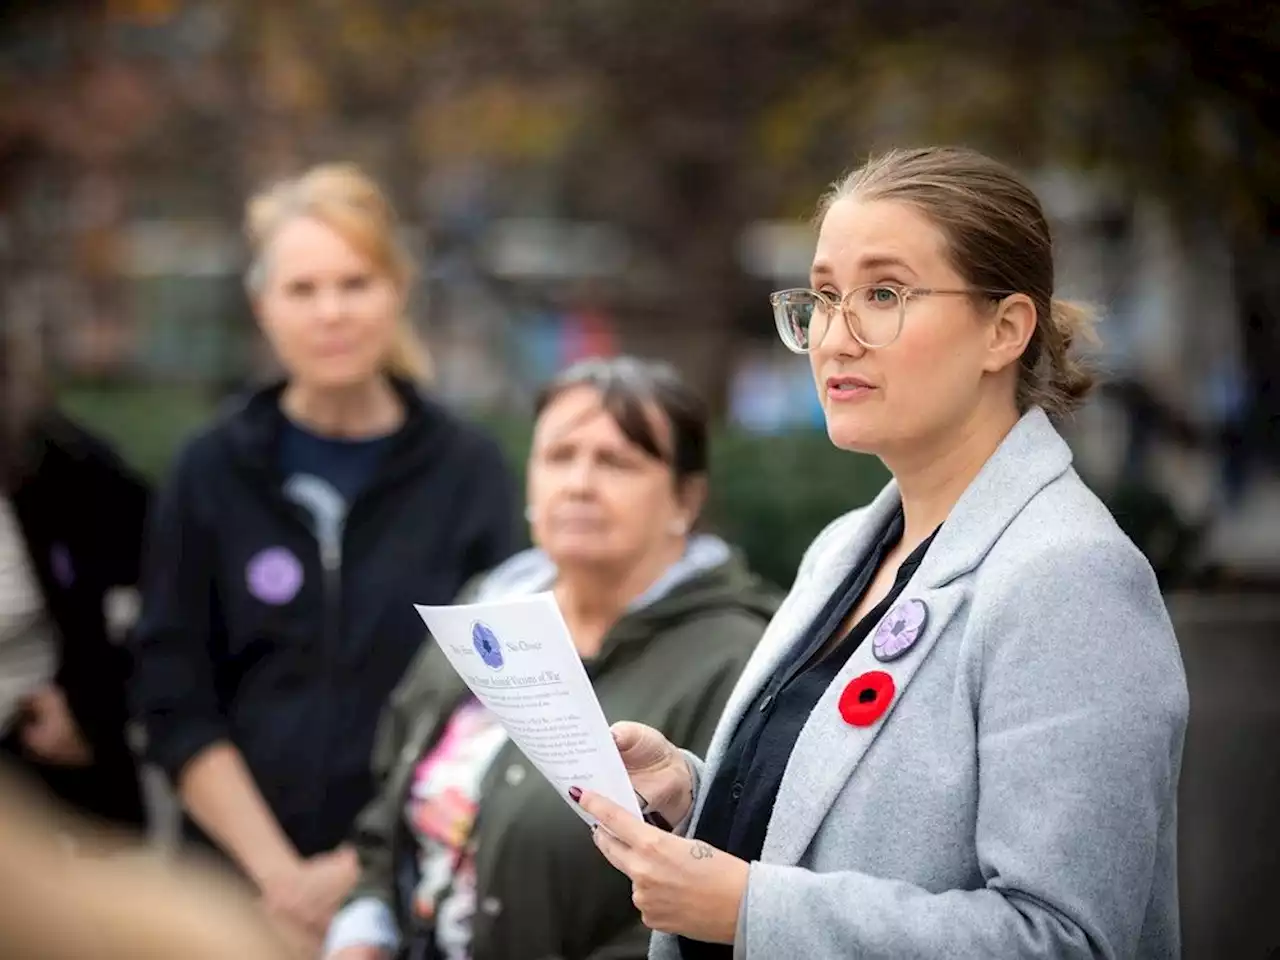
[324,356,777,960]
[131,164,520,950]
[573,147,1189,959]
[0,322,149,836]
[0,767,286,959]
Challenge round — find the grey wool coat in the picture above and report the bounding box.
[651,408,1189,960]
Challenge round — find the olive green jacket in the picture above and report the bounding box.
[342,544,778,960]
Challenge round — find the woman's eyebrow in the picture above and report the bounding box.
[857,254,914,274]
[810,254,917,279]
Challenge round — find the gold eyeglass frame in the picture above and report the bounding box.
[769,284,1011,353]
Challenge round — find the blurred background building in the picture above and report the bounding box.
[1,1,1277,955]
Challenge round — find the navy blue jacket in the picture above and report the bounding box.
[131,379,519,858]
[5,414,149,828]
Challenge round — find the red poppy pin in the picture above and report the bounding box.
[838,670,896,727]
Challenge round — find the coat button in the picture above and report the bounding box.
[730,782,744,801]
[481,896,503,917]
[504,763,526,786]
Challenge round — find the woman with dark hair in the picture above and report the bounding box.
[324,356,776,960]
[0,324,150,833]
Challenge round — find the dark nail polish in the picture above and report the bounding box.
[568,786,583,803]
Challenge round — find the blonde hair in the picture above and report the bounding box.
[244,163,432,383]
[819,146,1098,419]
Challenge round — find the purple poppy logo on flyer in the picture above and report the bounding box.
[472,621,505,670]
[246,547,303,606]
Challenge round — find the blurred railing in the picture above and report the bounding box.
[1172,593,1280,959]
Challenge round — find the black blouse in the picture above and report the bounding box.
[680,507,938,960]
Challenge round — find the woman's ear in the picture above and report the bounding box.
[675,473,709,532]
[982,293,1037,374]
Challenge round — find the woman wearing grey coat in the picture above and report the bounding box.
[573,146,1189,960]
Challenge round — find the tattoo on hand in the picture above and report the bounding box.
[690,841,714,861]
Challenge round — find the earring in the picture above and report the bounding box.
[524,506,537,523]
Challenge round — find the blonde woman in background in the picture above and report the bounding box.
[131,164,520,952]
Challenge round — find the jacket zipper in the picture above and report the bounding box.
[300,477,401,847]
[312,526,343,843]
[320,537,342,656]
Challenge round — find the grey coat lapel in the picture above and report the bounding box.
[686,482,904,830]
[760,576,966,864]
[758,408,1075,865]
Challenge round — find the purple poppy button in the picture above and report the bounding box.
[245,547,304,606]
[872,598,929,662]
[50,543,75,589]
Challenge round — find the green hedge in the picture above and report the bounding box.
[58,383,888,588]
[60,382,217,482]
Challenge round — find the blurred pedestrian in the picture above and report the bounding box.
[131,163,520,951]
[580,147,1188,960]
[324,357,777,960]
[0,321,149,834]
[0,767,288,959]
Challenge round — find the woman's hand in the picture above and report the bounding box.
[19,685,92,766]
[611,721,694,831]
[577,788,749,944]
[261,845,360,943]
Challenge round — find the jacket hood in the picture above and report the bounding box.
[474,534,779,656]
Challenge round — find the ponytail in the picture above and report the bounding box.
[1018,298,1099,419]
[384,319,433,384]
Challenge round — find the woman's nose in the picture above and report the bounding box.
[314,287,344,324]
[815,305,867,357]
[564,458,596,492]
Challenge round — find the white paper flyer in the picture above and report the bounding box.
[413,592,642,825]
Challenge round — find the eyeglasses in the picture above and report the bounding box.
[769,284,1010,353]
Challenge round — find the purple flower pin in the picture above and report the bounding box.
[245,547,304,606]
[872,598,929,662]
[50,543,75,589]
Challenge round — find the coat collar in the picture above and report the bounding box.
[826,407,1076,591]
[915,406,1073,589]
[217,376,453,488]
